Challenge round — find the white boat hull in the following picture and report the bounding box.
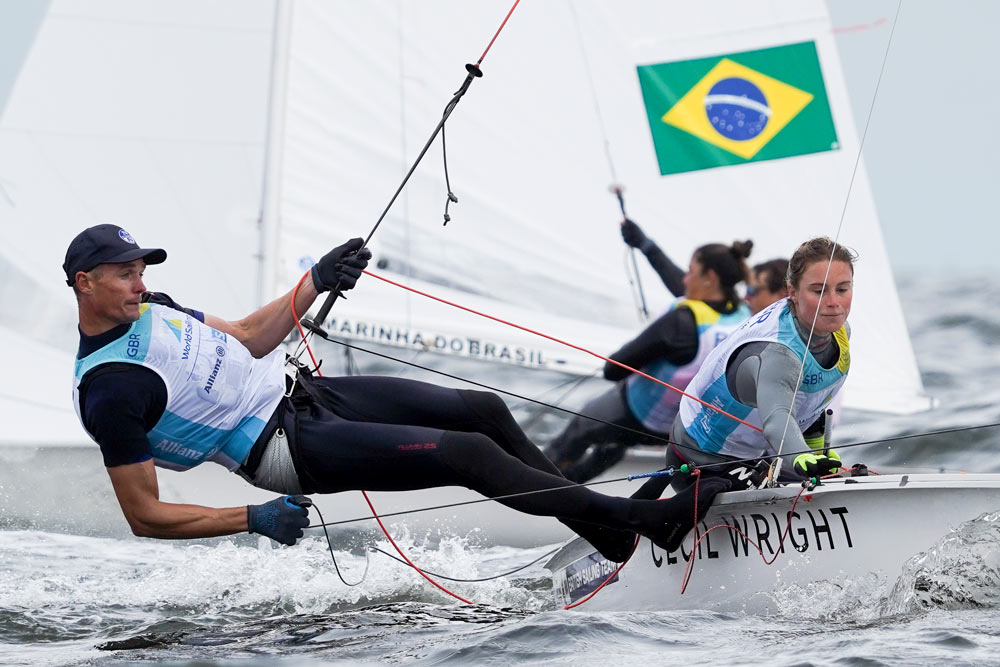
[546,473,1000,612]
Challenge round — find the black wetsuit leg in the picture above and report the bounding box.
[545,385,660,482]
[304,375,563,474]
[292,376,632,520]
[286,375,724,552]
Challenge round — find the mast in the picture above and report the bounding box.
[257,0,294,307]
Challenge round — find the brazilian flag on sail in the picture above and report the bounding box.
[637,42,838,175]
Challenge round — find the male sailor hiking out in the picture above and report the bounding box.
[544,217,751,483]
[668,237,855,490]
[65,224,730,563]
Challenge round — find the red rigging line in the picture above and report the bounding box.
[360,268,764,433]
[478,0,522,65]
[291,272,474,605]
[678,482,810,594]
[290,260,763,606]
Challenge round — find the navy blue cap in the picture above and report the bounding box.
[63,224,167,287]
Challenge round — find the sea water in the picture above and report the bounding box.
[2,270,1000,666]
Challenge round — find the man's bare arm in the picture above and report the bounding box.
[106,460,248,539]
[204,277,319,359]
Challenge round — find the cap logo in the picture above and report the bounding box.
[119,229,137,244]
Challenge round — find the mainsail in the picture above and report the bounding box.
[0,0,930,449]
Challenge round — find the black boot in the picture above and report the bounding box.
[642,477,731,553]
[562,471,675,562]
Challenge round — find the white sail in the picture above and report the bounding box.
[275,0,931,413]
[0,0,930,449]
[0,1,277,445]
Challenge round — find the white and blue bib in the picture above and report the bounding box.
[72,303,286,471]
[678,298,850,459]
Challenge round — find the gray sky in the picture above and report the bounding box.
[830,0,1000,271]
[2,1,993,272]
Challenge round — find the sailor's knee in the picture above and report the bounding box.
[439,431,504,485]
[458,389,510,420]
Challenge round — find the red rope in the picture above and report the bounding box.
[676,468,877,593]
[679,482,809,594]
[360,268,764,433]
[290,272,322,370]
[290,272,474,605]
[478,0,522,65]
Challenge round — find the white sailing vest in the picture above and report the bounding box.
[72,303,286,471]
[677,298,850,459]
[625,299,750,433]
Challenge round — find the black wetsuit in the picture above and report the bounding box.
[639,240,686,298]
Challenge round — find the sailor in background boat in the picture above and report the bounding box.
[65,224,731,563]
[669,237,855,489]
[543,218,751,482]
[745,258,790,315]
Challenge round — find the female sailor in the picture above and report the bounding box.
[544,218,752,482]
[668,236,856,489]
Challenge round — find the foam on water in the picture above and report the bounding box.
[747,509,1000,629]
[0,528,558,664]
[0,529,554,619]
[886,510,1000,613]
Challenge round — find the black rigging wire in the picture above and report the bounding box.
[310,502,556,585]
[370,546,560,583]
[318,335,673,446]
[311,503,369,586]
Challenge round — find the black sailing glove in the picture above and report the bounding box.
[310,237,372,294]
[247,495,312,546]
[620,218,652,252]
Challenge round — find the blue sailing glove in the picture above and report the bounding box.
[311,238,372,294]
[247,495,312,546]
[793,450,842,478]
